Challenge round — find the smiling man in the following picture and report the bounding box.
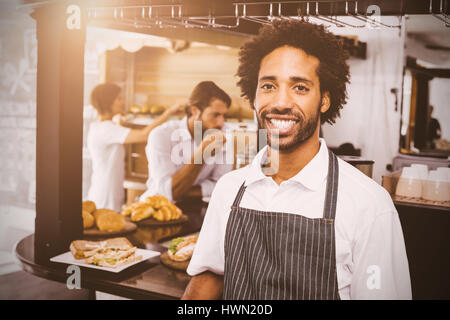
[182,20,412,300]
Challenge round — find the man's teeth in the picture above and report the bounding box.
[269,119,296,129]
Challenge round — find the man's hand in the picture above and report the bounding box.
[181,272,224,300]
[196,130,227,159]
[165,103,187,116]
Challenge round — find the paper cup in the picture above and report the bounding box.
[436,167,450,182]
[395,167,422,198]
[422,170,450,202]
[411,164,428,181]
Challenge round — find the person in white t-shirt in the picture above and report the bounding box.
[87,83,181,212]
[182,20,412,300]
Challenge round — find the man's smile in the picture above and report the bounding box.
[263,113,301,136]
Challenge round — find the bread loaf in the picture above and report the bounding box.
[93,209,125,232]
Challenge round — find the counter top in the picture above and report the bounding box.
[15,200,208,300]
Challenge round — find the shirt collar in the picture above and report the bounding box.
[245,138,329,191]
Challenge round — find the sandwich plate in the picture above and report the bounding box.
[50,249,160,273]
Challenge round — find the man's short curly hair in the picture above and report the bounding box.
[237,19,350,125]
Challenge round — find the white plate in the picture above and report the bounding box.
[50,249,160,273]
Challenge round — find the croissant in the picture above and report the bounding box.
[145,195,170,209]
[122,202,146,217]
[153,203,183,221]
[131,205,155,222]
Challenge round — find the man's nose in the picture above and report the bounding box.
[271,87,293,109]
[216,115,225,128]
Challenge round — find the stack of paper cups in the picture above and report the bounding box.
[395,167,423,198]
[422,169,450,202]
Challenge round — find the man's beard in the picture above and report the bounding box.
[257,104,320,151]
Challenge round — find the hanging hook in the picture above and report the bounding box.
[312,1,349,27]
[351,1,401,28]
[430,0,450,27]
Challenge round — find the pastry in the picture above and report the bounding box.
[82,200,96,214]
[82,210,95,229]
[93,209,125,232]
[153,203,183,221]
[145,195,170,209]
[131,205,155,222]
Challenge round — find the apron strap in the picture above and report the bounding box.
[231,182,247,210]
[230,150,339,219]
[323,150,339,220]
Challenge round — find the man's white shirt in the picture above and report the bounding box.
[187,138,412,300]
[140,117,234,202]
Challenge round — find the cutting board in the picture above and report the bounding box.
[83,220,137,237]
[135,214,189,227]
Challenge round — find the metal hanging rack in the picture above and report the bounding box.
[86,1,408,31]
[429,0,450,27]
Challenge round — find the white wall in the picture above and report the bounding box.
[321,17,405,183]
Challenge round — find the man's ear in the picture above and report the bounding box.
[189,106,201,120]
[320,92,331,114]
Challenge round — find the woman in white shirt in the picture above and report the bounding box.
[87,83,181,212]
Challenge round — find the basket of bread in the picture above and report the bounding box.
[160,235,198,271]
[82,201,137,236]
[121,195,188,226]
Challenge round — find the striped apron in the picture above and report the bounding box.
[223,150,340,300]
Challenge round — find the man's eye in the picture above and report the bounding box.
[260,83,275,90]
[294,85,309,93]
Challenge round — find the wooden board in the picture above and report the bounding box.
[83,220,137,237]
[135,214,189,227]
[392,195,450,210]
[160,251,190,272]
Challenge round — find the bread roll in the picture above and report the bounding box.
[93,208,117,220]
[82,210,95,229]
[94,209,125,232]
[82,200,96,213]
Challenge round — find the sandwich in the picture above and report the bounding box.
[70,237,141,268]
[85,247,142,268]
[167,235,198,262]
